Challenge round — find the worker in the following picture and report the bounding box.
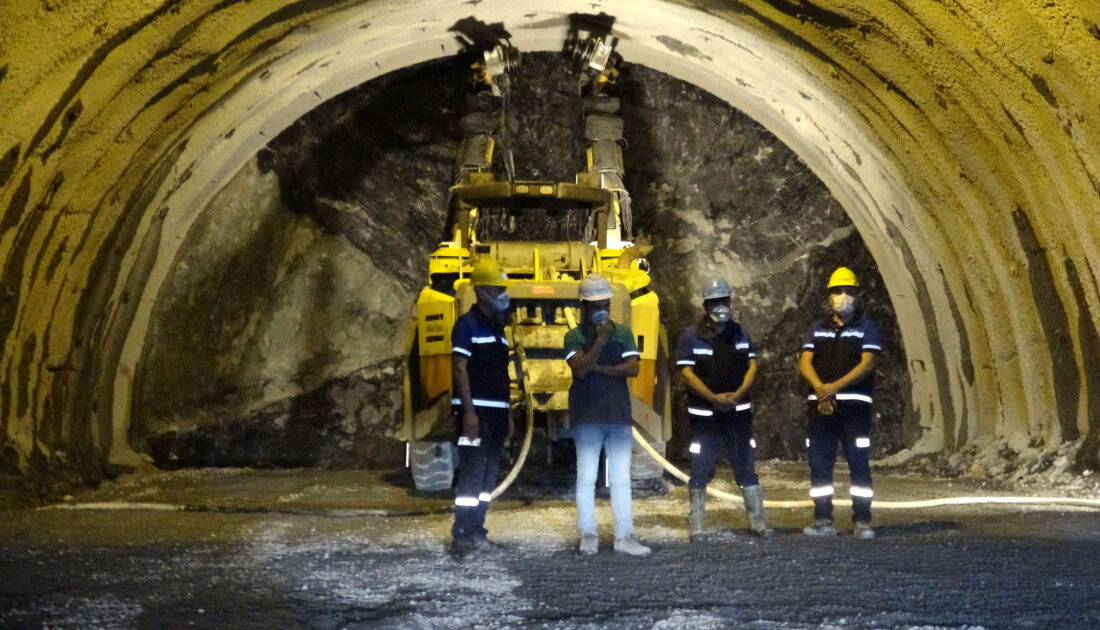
[677,277,771,540]
[449,259,515,558]
[798,267,883,539]
[564,273,651,557]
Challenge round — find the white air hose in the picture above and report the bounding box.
[631,427,1100,510]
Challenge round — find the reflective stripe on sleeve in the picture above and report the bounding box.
[453,347,472,356]
[809,485,835,498]
[863,344,882,351]
[735,402,752,412]
[622,350,641,358]
[850,486,874,498]
[565,350,578,361]
[451,398,510,409]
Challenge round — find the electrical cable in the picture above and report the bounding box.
[631,427,1100,510]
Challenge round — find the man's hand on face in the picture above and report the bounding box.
[595,319,614,340]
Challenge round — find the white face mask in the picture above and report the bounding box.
[830,294,856,318]
[708,305,731,324]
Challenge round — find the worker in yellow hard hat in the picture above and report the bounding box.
[797,267,884,540]
[449,259,514,558]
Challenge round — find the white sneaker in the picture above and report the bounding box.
[614,534,651,556]
[579,534,598,556]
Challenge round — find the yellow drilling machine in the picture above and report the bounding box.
[400,24,671,494]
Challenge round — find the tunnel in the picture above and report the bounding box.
[2,0,1100,489]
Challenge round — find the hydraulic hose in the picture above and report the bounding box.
[489,345,538,500]
[489,393,536,500]
[631,427,1100,510]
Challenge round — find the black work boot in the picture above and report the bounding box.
[449,538,477,558]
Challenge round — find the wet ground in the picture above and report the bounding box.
[2,461,1099,629]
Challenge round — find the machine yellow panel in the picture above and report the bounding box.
[630,291,660,360]
[418,354,452,402]
[631,359,657,407]
[417,289,456,356]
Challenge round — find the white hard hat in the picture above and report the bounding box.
[578,273,613,301]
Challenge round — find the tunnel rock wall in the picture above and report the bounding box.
[0,0,1098,481]
[133,157,410,467]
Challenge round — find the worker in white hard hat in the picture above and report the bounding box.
[676,276,771,540]
[449,259,515,558]
[563,273,651,557]
[798,266,883,540]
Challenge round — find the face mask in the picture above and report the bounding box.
[708,305,731,324]
[830,294,855,318]
[589,308,610,325]
[490,292,510,313]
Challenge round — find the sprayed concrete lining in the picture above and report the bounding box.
[0,0,1099,474]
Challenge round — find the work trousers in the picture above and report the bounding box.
[573,423,635,539]
[688,409,759,489]
[451,407,509,542]
[806,402,873,523]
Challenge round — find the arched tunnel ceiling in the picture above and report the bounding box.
[1,0,1099,472]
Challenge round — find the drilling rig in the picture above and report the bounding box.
[400,17,671,494]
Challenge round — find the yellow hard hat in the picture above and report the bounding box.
[470,259,510,287]
[827,267,860,289]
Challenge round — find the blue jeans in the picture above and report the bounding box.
[573,423,635,538]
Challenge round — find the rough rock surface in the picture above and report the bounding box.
[135,53,913,468]
[4,466,1100,627]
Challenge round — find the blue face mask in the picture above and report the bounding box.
[490,292,511,313]
[589,308,610,325]
[708,305,731,324]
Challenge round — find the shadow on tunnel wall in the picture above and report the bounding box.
[131,52,915,470]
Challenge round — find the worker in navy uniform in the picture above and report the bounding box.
[677,277,771,541]
[449,259,515,558]
[798,266,883,540]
